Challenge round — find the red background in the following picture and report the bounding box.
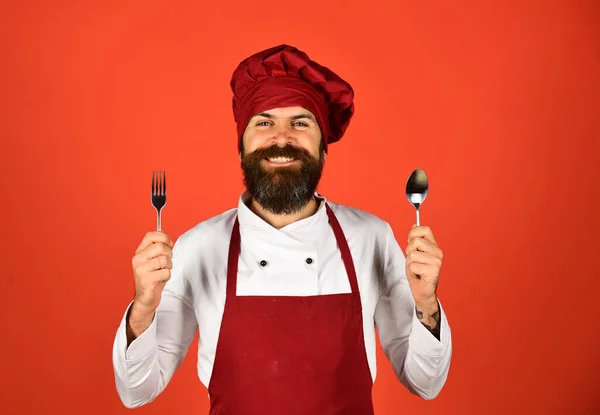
[1,1,599,414]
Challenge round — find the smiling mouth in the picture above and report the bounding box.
[264,156,298,165]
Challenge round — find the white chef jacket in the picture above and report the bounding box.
[112,192,452,409]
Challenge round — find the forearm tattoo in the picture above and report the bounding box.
[416,307,441,341]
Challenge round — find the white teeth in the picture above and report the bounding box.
[267,157,294,163]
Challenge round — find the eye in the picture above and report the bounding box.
[293,121,309,127]
[256,121,272,127]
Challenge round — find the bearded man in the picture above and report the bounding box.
[113,44,452,414]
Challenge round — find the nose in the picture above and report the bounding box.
[271,124,293,147]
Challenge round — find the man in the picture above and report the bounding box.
[113,44,452,414]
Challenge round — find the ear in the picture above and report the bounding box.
[320,136,328,158]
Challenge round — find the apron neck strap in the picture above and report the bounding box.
[324,203,360,294]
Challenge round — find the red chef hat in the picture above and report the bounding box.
[230,44,354,153]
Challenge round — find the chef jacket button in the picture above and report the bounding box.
[306,258,313,264]
[260,260,268,267]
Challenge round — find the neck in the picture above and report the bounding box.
[248,195,320,229]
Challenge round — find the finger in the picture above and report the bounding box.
[407,262,437,278]
[407,243,443,262]
[406,250,442,268]
[132,243,172,268]
[154,268,171,283]
[155,256,173,270]
[408,225,437,246]
[140,256,172,273]
[406,237,442,257]
[139,241,173,261]
[136,231,174,254]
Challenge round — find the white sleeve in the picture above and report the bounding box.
[112,239,198,408]
[374,223,452,400]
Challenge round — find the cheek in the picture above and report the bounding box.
[243,129,272,151]
[303,134,322,156]
[241,131,261,153]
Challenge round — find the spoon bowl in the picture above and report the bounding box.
[406,168,429,226]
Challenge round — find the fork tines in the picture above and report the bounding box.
[151,170,167,231]
[152,170,166,198]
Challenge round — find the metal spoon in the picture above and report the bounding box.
[406,168,429,226]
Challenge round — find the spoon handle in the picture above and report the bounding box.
[416,208,420,227]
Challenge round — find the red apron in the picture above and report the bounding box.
[208,203,374,415]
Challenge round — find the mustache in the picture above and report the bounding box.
[245,144,314,160]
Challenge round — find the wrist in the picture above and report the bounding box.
[415,295,438,310]
[414,296,441,340]
[129,300,156,324]
[126,301,156,346]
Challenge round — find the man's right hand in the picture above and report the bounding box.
[126,231,174,344]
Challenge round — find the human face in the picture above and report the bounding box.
[241,106,323,161]
[240,107,326,215]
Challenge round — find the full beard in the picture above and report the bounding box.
[241,144,325,215]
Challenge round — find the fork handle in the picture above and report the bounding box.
[157,211,162,232]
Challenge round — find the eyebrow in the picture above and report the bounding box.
[291,113,317,122]
[255,112,316,122]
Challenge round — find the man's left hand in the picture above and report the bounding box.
[405,225,443,338]
[405,225,443,306]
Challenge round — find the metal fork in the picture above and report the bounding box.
[151,171,167,231]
